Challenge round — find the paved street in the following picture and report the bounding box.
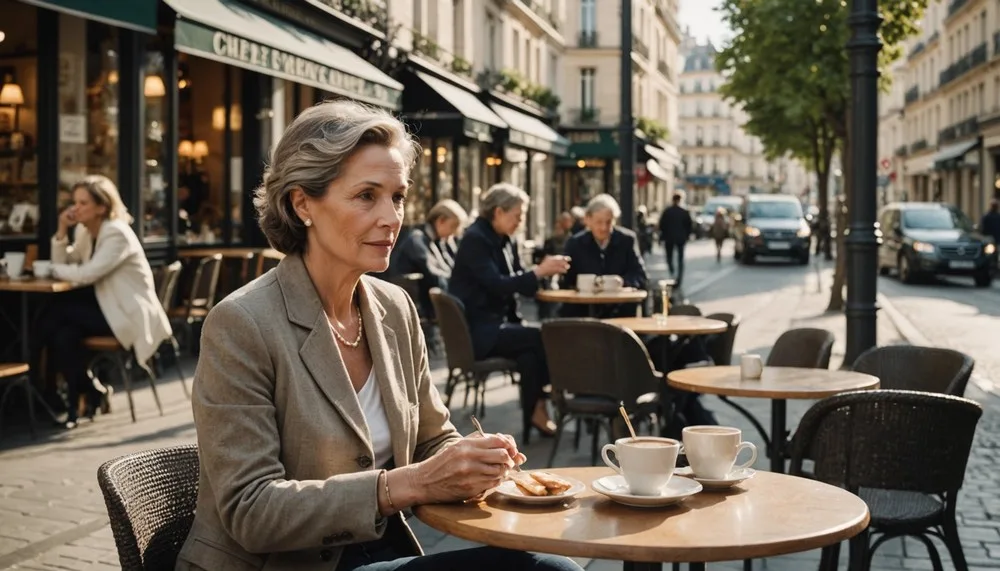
[3,240,1000,570]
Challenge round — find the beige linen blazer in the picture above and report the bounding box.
[50,220,172,365]
[175,254,461,571]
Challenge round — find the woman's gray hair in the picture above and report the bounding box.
[585,193,621,219]
[479,183,529,221]
[253,100,419,254]
[426,199,468,227]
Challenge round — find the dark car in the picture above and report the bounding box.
[877,202,997,287]
[733,195,811,265]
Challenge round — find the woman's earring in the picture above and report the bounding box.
[304,219,312,227]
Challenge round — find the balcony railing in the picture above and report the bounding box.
[632,36,649,59]
[940,43,988,87]
[895,145,909,157]
[524,0,561,31]
[905,86,920,105]
[940,116,980,144]
[578,30,598,48]
[910,139,929,154]
[317,0,388,31]
[569,107,601,125]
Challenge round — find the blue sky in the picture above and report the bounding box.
[679,0,730,47]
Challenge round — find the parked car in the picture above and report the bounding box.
[733,194,811,265]
[696,196,743,238]
[877,202,997,287]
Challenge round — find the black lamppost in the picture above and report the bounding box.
[619,0,635,229]
[844,0,882,364]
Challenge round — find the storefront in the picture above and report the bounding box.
[400,63,507,224]
[0,0,401,256]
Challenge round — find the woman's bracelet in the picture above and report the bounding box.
[381,469,396,512]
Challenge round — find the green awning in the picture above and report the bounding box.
[165,0,402,109]
[562,128,621,159]
[491,104,569,155]
[21,0,156,33]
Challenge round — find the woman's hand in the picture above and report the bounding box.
[56,208,75,239]
[533,255,571,278]
[392,433,525,507]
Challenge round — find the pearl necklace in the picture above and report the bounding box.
[330,305,364,348]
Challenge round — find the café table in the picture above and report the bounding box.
[0,277,83,420]
[667,366,879,473]
[536,288,648,317]
[415,466,870,571]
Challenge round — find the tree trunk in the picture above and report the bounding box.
[827,133,850,312]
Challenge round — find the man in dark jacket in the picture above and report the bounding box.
[560,194,647,318]
[981,199,1000,246]
[658,193,693,286]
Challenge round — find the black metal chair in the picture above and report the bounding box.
[97,444,199,571]
[428,288,517,418]
[790,390,982,571]
[0,363,36,439]
[704,312,741,366]
[541,319,662,467]
[851,345,974,396]
[766,327,835,369]
[168,254,223,354]
[668,303,702,316]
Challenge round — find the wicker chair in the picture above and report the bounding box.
[766,327,835,369]
[428,288,517,418]
[0,363,36,438]
[704,312,741,366]
[851,345,974,396]
[668,303,702,316]
[789,390,982,571]
[541,319,662,467]
[97,445,199,571]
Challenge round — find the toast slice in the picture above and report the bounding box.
[529,471,573,495]
[510,471,548,496]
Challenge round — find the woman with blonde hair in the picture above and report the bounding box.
[177,101,581,571]
[35,175,171,428]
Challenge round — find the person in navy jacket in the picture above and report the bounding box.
[449,183,570,443]
[559,194,648,318]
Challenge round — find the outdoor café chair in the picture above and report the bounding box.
[766,327,835,369]
[83,337,163,422]
[668,303,702,316]
[98,444,198,571]
[168,254,223,354]
[0,363,36,439]
[851,345,974,397]
[790,390,981,571]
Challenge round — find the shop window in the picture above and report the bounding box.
[407,137,433,224]
[436,139,453,200]
[0,0,39,239]
[143,46,168,242]
[457,143,481,215]
[177,54,242,245]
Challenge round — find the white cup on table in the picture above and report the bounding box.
[740,353,764,380]
[682,426,758,479]
[32,260,52,279]
[601,436,680,496]
[577,274,598,293]
[3,252,25,279]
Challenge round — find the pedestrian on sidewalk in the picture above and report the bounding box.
[980,199,1000,246]
[710,207,729,263]
[177,101,582,571]
[657,193,692,285]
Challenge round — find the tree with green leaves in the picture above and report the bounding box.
[715,0,926,310]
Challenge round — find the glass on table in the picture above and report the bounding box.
[655,279,673,324]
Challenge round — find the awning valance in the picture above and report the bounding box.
[165,0,402,109]
[933,139,980,169]
[646,160,670,182]
[490,104,569,155]
[644,144,672,168]
[21,0,157,33]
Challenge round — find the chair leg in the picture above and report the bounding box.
[136,355,163,417]
[547,412,567,468]
[443,371,456,408]
[574,417,582,450]
[171,337,189,399]
[115,354,137,423]
[908,534,944,571]
[478,375,486,418]
[942,515,969,571]
[848,528,870,571]
[590,418,604,466]
[818,543,840,571]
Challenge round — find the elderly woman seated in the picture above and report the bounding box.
[449,183,571,443]
[175,101,581,571]
[387,199,467,317]
[559,193,648,318]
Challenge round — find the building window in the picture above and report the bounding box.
[413,0,423,34]
[512,29,520,69]
[428,0,439,43]
[453,0,465,57]
[487,12,497,69]
[581,0,595,34]
[580,68,595,110]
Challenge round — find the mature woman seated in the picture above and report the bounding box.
[559,193,648,318]
[175,101,582,571]
[387,198,467,317]
[448,183,570,444]
[34,175,171,428]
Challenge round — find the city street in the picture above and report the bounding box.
[3,240,1000,570]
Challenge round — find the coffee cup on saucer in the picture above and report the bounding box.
[32,260,52,279]
[601,437,679,496]
[681,426,757,480]
[577,274,599,293]
[599,275,624,292]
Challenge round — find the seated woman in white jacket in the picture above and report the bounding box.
[38,175,172,428]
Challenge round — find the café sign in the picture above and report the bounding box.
[175,19,401,108]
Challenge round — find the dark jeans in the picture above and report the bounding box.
[664,241,686,285]
[338,541,582,571]
[32,287,112,421]
[488,324,548,426]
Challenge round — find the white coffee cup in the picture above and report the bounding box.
[33,260,52,278]
[601,436,679,496]
[577,274,598,293]
[599,275,624,292]
[3,252,25,279]
[682,426,758,480]
[740,353,764,380]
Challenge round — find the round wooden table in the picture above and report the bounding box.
[667,366,880,473]
[536,288,648,305]
[415,466,870,571]
[603,315,728,336]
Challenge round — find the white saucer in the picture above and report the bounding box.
[591,475,702,507]
[673,467,756,490]
[493,473,586,505]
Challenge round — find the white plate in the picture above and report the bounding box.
[768,241,791,250]
[949,260,976,269]
[591,474,702,508]
[492,473,586,505]
[673,466,756,490]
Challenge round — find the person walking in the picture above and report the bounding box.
[710,207,729,262]
[657,193,692,285]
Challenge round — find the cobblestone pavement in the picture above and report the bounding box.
[2,240,999,570]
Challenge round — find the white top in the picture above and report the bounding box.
[358,368,393,469]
